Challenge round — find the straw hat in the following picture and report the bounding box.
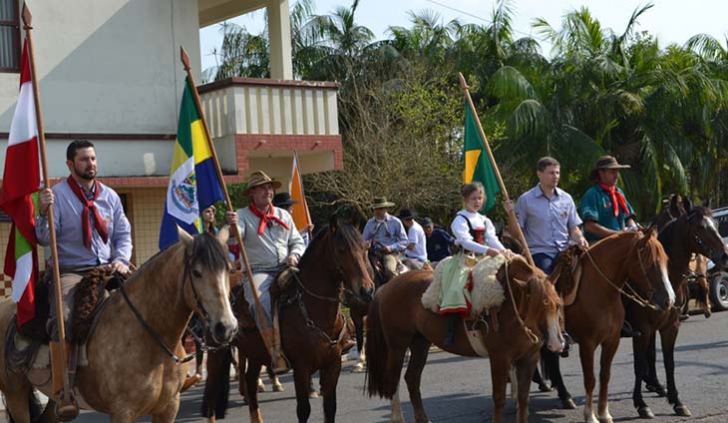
[243,171,282,195]
[371,196,395,209]
[589,155,630,181]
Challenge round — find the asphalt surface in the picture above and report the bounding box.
[13,309,728,422]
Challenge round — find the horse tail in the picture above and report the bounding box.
[201,347,232,419]
[365,296,389,398]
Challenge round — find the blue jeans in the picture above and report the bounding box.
[532,253,557,275]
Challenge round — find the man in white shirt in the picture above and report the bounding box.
[399,209,427,269]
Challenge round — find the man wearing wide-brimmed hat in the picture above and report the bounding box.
[580,155,641,338]
[362,196,409,280]
[226,170,305,372]
[579,155,638,244]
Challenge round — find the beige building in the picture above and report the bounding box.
[0,0,342,298]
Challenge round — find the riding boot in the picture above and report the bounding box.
[620,320,641,338]
[270,304,291,375]
[49,341,79,421]
[443,314,457,347]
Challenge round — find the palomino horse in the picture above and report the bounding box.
[626,205,728,418]
[365,256,564,423]
[548,229,674,423]
[0,231,237,423]
[201,217,375,423]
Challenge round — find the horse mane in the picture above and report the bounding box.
[502,256,558,326]
[189,232,231,272]
[298,218,364,269]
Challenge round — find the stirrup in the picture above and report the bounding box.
[55,392,79,422]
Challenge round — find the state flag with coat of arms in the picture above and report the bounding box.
[159,77,225,249]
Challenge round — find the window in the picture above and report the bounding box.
[0,0,20,72]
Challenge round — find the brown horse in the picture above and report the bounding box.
[627,205,728,418]
[365,256,564,423]
[201,217,375,423]
[0,231,238,423]
[549,229,673,423]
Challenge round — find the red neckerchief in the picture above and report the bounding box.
[598,182,629,217]
[249,203,290,235]
[66,176,109,249]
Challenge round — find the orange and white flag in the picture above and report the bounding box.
[290,151,312,231]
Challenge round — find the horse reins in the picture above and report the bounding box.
[583,248,660,311]
[119,255,215,364]
[288,261,350,348]
[503,260,540,344]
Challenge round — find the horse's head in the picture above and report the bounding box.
[304,216,375,303]
[627,227,675,311]
[179,229,238,345]
[502,257,564,354]
[683,206,728,269]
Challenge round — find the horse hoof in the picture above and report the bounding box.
[645,383,667,397]
[352,362,365,373]
[674,405,691,416]
[637,406,655,419]
[562,398,577,410]
[272,381,284,392]
[309,390,319,399]
[538,383,553,393]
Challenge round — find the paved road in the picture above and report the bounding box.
[27,310,728,422]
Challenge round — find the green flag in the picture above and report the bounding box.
[463,101,501,213]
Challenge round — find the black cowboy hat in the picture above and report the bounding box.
[273,192,298,208]
[398,208,417,220]
[589,155,631,182]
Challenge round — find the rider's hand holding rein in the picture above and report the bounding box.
[39,187,54,216]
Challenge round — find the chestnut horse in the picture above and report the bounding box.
[626,205,728,418]
[549,229,674,423]
[201,217,375,423]
[365,256,564,423]
[0,231,237,423]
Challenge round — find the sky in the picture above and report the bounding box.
[199,0,727,73]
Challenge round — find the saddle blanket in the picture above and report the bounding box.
[422,254,506,317]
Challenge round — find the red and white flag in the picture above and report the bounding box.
[0,40,42,327]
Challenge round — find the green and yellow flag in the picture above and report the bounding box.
[463,102,500,213]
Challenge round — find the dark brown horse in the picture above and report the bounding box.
[548,229,673,423]
[365,256,564,423]
[627,205,728,418]
[201,217,375,423]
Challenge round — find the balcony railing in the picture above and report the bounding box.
[198,77,340,139]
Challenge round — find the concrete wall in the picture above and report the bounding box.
[0,0,202,178]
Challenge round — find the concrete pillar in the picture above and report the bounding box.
[267,0,293,80]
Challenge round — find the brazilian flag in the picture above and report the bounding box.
[463,102,500,213]
[159,77,225,249]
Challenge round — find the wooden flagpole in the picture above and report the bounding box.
[457,72,534,266]
[22,4,76,413]
[179,47,284,370]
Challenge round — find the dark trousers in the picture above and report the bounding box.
[532,253,557,275]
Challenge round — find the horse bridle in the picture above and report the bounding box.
[584,247,661,311]
[686,211,722,260]
[119,253,219,364]
[503,260,540,344]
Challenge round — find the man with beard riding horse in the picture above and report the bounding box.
[579,155,641,338]
[36,139,133,419]
[225,170,305,373]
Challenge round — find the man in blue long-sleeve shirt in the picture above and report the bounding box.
[362,196,408,280]
[36,140,132,399]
